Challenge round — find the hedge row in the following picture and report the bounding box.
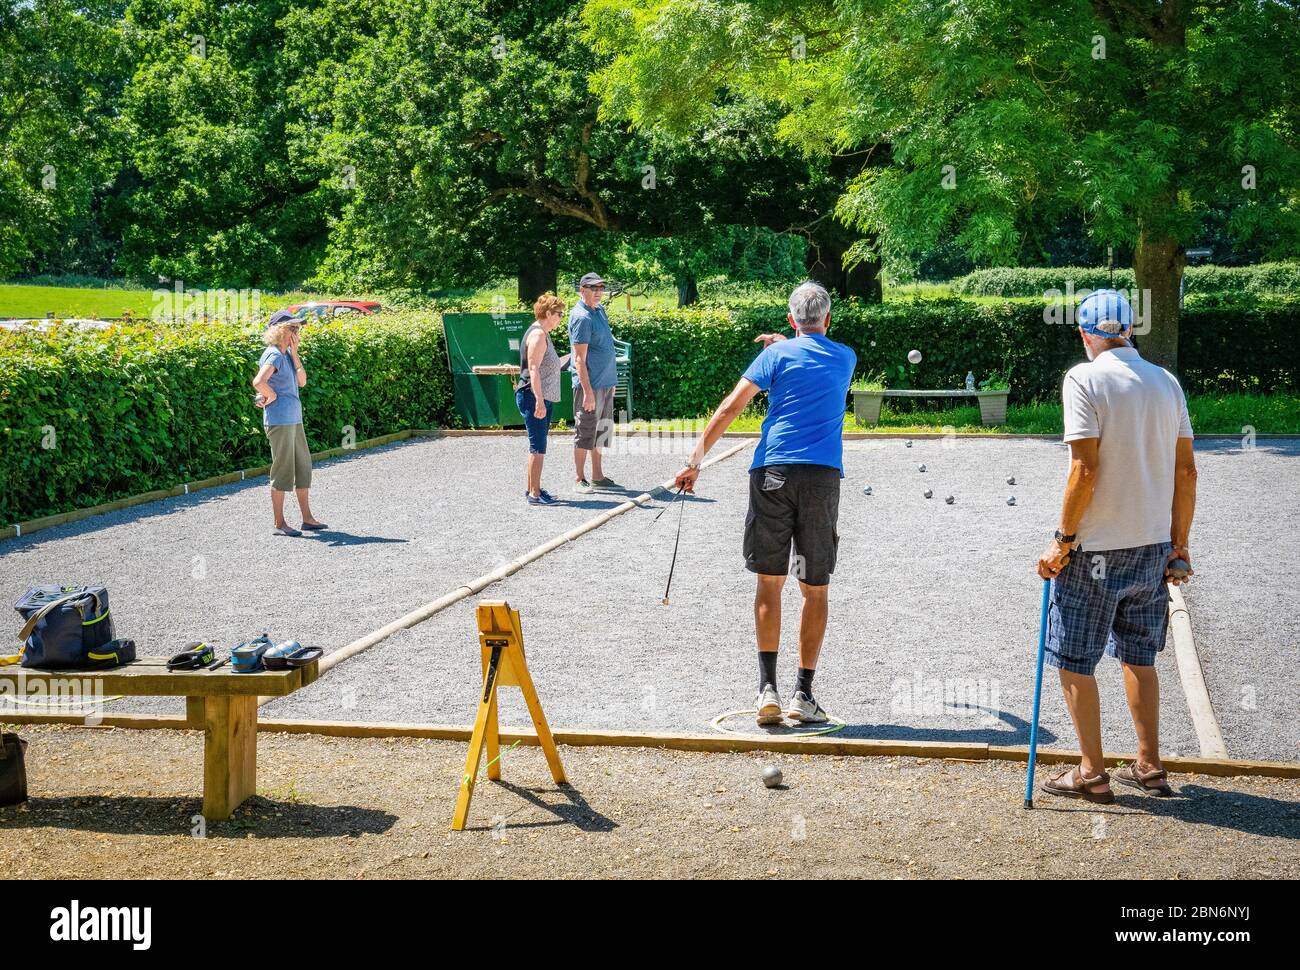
[0,312,456,522]
[4,298,1297,523]
[951,262,1300,298]
[598,298,1300,419]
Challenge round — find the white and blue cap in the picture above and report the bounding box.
[1076,288,1133,337]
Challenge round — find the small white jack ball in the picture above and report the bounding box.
[1006,496,1017,506]
[762,765,783,789]
[907,349,923,364]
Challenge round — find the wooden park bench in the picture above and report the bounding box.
[0,657,318,820]
[851,387,1011,427]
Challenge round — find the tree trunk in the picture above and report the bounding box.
[516,240,558,305]
[1132,226,1183,372]
[806,235,882,302]
[676,274,699,307]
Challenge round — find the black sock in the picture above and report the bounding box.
[758,651,778,691]
[796,667,816,698]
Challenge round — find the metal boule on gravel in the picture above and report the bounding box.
[945,495,955,504]
[862,485,873,495]
[924,489,933,499]
[1007,476,1016,485]
[918,464,926,473]
[905,440,913,448]
[1007,496,1017,506]
[762,765,783,789]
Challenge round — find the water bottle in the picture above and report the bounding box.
[965,371,976,392]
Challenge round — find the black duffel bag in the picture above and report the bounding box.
[0,733,28,806]
[10,586,116,670]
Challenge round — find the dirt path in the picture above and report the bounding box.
[2,725,1296,879]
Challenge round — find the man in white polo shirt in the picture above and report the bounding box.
[1035,289,1198,804]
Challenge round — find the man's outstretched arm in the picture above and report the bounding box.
[673,378,761,492]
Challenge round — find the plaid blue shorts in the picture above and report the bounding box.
[1046,542,1172,675]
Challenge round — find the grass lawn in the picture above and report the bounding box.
[0,283,324,320]
[626,394,1300,436]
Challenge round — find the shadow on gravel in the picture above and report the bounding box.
[301,529,409,548]
[0,795,398,839]
[461,780,617,834]
[832,706,1060,747]
[1129,785,1300,839]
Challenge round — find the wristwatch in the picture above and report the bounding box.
[1054,530,1076,544]
[685,460,701,470]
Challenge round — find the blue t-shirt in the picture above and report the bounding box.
[258,346,303,426]
[568,301,617,389]
[743,333,857,473]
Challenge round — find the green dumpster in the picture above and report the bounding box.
[442,312,574,428]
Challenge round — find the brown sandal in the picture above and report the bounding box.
[1041,766,1115,804]
[1115,762,1174,797]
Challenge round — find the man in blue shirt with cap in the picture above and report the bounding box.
[674,281,856,727]
[570,272,620,494]
[1035,288,1197,803]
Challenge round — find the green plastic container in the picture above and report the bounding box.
[442,312,574,427]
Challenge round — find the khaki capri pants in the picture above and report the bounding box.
[265,423,313,491]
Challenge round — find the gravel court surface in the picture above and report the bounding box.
[5,435,1293,762]
[1176,439,1300,763]
[5,725,1297,880]
[265,437,1289,762]
[0,434,693,718]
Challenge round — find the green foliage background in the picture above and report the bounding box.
[0,312,455,522]
[3,298,1297,523]
[952,262,1300,299]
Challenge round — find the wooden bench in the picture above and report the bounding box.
[851,387,1011,427]
[0,657,318,820]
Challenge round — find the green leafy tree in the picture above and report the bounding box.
[584,0,1300,368]
[289,0,841,302]
[835,0,1300,369]
[0,1,129,280]
[582,0,884,299]
[115,0,329,288]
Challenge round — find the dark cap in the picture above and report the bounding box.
[577,272,606,290]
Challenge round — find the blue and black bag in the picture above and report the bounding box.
[6,586,119,670]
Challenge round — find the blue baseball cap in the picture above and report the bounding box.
[1077,289,1133,337]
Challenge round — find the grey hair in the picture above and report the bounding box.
[788,281,832,329]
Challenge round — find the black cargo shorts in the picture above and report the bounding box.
[743,464,841,586]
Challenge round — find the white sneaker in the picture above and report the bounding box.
[755,684,783,726]
[574,479,594,494]
[786,691,828,724]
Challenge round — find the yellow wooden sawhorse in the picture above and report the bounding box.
[451,601,566,831]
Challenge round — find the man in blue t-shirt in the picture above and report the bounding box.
[569,272,620,494]
[674,281,856,727]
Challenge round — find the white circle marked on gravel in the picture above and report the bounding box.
[710,709,846,739]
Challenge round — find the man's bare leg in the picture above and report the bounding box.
[1121,662,1163,771]
[796,580,829,670]
[574,447,589,483]
[1058,669,1113,794]
[590,446,604,482]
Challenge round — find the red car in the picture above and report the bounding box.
[283,300,384,321]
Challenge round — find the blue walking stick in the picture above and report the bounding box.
[1024,578,1050,809]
